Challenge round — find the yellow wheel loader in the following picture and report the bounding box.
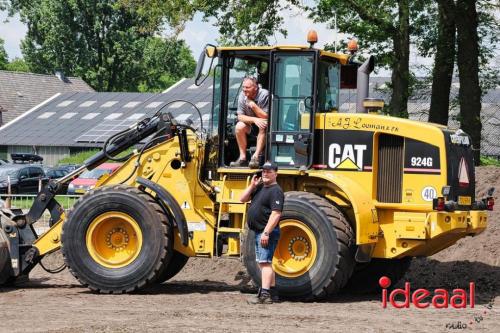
[0,35,493,299]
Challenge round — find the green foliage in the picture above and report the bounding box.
[138,37,196,92]
[480,156,500,167]
[413,1,499,96]
[5,57,30,72]
[57,150,101,166]
[57,148,135,166]
[9,0,195,92]
[201,0,299,45]
[0,38,8,69]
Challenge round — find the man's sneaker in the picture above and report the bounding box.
[230,158,248,167]
[248,156,260,169]
[247,290,273,304]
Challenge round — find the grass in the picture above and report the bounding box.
[6,195,78,210]
[480,156,500,167]
[57,148,135,166]
[57,150,100,165]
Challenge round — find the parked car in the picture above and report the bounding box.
[0,164,48,194]
[58,164,81,173]
[67,163,121,195]
[44,167,71,193]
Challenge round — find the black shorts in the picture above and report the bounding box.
[249,124,260,137]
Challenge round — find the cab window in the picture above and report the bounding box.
[317,60,340,112]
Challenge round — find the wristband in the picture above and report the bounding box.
[263,231,269,236]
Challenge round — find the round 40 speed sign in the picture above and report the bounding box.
[421,186,437,202]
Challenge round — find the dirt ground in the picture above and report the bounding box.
[1,167,499,332]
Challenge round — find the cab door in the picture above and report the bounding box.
[269,52,316,168]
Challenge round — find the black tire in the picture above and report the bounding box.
[243,191,356,300]
[155,250,189,284]
[61,185,173,293]
[0,228,14,285]
[344,257,412,294]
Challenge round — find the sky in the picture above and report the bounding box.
[0,6,429,77]
[0,7,345,62]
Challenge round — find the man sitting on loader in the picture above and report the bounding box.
[230,77,269,169]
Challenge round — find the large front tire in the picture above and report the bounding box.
[61,185,172,293]
[243,192,356,300]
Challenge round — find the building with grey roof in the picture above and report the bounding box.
[0,70,94,126]
[0,78,212,165]
[0,76,497,166]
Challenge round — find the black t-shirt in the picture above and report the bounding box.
[247,183,284,232]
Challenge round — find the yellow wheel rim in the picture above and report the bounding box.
[273,219,317,278]
[86,211,143,269]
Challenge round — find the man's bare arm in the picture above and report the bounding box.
[237,114,257,124]
[239,175,259,202]
[249,102,268,119]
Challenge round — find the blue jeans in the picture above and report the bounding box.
[255,229,280,263]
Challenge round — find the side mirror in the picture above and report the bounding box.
[195,44,217,86]
[19,175,27,180]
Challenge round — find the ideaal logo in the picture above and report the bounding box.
[328,143,367,170]
[379,276,475,309]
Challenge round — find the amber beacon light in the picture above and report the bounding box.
[307,30,318,47]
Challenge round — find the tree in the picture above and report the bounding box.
[5,58,30,72]
[415,0,497,163]
[455,0,482,163]
[138,37,196,92]
[314,0,413,118]
[8,0,195,92]
[0,38,8,69]
[428,0,456,125]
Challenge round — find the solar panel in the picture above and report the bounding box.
[75,119,138,143]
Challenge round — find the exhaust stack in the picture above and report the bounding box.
[356,56,375,113]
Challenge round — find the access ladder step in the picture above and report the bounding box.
[217,227,244,234]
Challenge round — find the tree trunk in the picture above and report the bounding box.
[428,0,456,125]
[455,0,482,164]
[389,0,410,118]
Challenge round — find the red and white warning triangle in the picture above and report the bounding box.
[458,157,469,187]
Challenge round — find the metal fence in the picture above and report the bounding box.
[1,194,79,234]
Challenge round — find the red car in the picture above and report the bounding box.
[67,163,121,194]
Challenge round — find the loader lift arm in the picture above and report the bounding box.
[0,111,186,282]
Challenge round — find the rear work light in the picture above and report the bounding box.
[486,197,494,211]
[485,187,495,211]
[433,197,445,211]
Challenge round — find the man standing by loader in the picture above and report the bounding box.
[240,162,283,304]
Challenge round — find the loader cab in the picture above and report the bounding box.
[198,45,349,179]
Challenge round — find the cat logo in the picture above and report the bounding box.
[328,143,367,170]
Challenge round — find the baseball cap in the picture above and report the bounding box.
[261,161,278,171]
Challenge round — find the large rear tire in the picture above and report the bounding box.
[243,191,356,300]
[344,257,412,294]
[155,250,189,283]
[61,185,173,293]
